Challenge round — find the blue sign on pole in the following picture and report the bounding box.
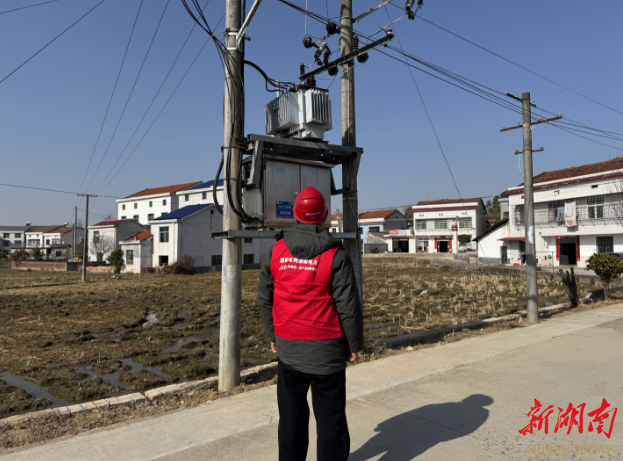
[276,201,294,219]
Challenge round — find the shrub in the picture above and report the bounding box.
[163,255,195,275]
[10,249,29,262]
[107,249,124,273]
[585,253,623,300]
[0,253,7,260]
[31,247,44,261]
[458,235,472,246]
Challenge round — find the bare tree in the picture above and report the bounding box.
[608,177,623,228]
[90,234,116,261]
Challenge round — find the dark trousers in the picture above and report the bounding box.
[277,360,350,461]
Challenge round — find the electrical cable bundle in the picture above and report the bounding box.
[182,0,294,223]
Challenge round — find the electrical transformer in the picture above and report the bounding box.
[239,88,359,231]
[265,87,332,140]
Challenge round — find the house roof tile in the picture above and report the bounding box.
[124,182,202,199]
[91,219,133,227]
[123,230,153,242]
[416,198,482,206]
[0,226,31,231]
[186,179,224,191]
[358,209,398,220]
[28,225,63,233]
[155,204,212,221]
[517,157,623,187]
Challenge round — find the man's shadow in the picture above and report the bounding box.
[350,394,493,461]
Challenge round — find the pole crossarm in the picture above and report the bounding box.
[500,115,562,132]
[299,30,394,81]
[514,147,544,155]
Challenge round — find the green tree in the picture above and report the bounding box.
[31,247,44,261]
[10,249,29,263]
[401,205,413,221]
[458,234,472,246]
[586,253,623,300]
[107,249,124,273]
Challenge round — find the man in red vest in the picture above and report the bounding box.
[257,186,364,461]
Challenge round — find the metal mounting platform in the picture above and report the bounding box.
[212,230,357,240]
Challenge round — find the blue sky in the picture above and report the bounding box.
[1,0,621,225]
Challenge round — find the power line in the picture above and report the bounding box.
[83,0,171,194]
[0,182,119,199]
[93,0,210,194]
[0,0,107,86]
[385,6,461,199]
[0,0,64,15]
[76,0,145,201]
[408,12,623,117]
[96,35,212,194]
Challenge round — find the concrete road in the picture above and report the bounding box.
[3,304,623,460]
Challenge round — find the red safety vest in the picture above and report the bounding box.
[271,239,344,341]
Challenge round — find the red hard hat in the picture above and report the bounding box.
[293,187,328,224]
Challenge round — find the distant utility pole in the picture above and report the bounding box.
[219,0,244,392]
[501,92,561,324]
[73,206,77,261]
[452,216,458,255]
[78,194,95,282]
[340,0,363,301]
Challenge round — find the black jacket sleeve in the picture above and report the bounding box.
[256,246,276,343]
[331,249,364,353]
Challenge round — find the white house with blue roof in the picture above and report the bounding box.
[175,180,224,208]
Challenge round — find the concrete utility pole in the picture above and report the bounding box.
[78,194,94,282]
[501,93,561,324]
[452,217,458,255]
[340,0,363,300]
[521,93,538,324]
[73,206,77,261]
[219,0,243,392]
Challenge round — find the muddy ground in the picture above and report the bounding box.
[0,259,594,418]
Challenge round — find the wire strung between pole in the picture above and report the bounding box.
[0,182,119,199]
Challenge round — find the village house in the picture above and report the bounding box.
[1,226,29,255]
[330,209,408,245]
[116,182,202,225]
[175,180,224,207]
[88,219,145,262]
[120,230,153,273]
[476,157,623,268]
[412,198,486,253]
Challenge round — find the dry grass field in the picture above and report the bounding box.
[0,258,593,418]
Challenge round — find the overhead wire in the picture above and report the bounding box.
[93,2,209,194]
[0,0,107,86]
[0,0,64,15]
[0,182,119,199]
[96,31,216,195]
[83,0,171,195]
[76,0,145,204]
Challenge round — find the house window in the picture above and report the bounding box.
[3,233,9,238]
[159,255,169,266]
[134,203,137,209]
[588,196,604,219]
[459,218,471,229]
[519,241,526,253]
[15,241,22,246]
[161,212,166,217]
[591,185,598,189]
[202,192,207,200]
[515,205,525,226]
[163,199,167,206]
[212,255,222,266]
[148,214,154,221]
[121,216,126,219]
[93,231,100,243]
[244,238,253,243]
[243,254,254,264]
[416,220,426,230]
[133,215,139,222]
[211,210,214,215]
[15,233,21,238]
[52,239,61,245]
[122,204,126,210]
[597,236,613,254]
[97,253,103,262]
[185,194,189,202]
[369,226,380,233]
[159,227,169,243]
[126,250,134,265]
[149,201,153,208]
[45,239,50,245]
[434,220,447,230]
[55,251,62,257]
